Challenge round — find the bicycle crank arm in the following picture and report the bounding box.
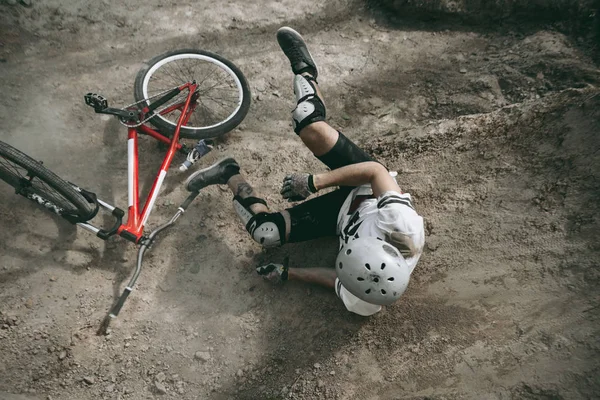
[97,191,200,335]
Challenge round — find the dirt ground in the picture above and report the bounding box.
[1,1,599,399]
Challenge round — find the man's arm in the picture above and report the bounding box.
[288,267,337,289]
[312,161,400,197]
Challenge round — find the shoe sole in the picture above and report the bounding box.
[277,26,318,76]
[184,156,237,192]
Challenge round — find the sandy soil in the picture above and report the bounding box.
[0,1,599,399]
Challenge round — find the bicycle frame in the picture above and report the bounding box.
[78,82,199,243]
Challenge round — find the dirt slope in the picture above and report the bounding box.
[1,1,599,399]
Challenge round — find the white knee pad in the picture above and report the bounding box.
[291,75,326,134]
[248,218,283,248]
[233,196,286,248]
[293,74,317,103]
[292,97,326,134]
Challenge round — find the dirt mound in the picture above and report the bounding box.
[1,1,600,399]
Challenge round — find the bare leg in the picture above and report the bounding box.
[227,174,292,239]
[227,174,269,214]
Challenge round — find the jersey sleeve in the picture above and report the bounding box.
[335,278,382,316]
[375,191,425,271]
[376,190,417,212]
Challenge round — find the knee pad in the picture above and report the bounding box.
[293,74,317,103]
[247,212,286,248]
[292,96,326,134]
[291,75,326,134]
[233,196,286,248]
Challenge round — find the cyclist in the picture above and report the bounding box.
[185,27,425,316]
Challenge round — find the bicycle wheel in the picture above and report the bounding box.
[134,49,251,139]
[0,141,95,220]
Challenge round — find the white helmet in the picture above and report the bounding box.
[336,237,410,306]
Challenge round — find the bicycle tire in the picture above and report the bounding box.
[0,141,95,220]
[133,49,251,139]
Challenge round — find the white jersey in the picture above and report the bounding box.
[334,183,425,316]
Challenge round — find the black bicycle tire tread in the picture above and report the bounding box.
[133,49,251,140]
[0,141,95,217]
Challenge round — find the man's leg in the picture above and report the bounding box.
[277,27,377,170]
[185,158,289,247]
[185,156,348,245]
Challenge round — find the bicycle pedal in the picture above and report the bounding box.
[84,93,108,111]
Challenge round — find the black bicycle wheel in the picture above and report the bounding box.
[0,141,95,220]
[134,49,251,139]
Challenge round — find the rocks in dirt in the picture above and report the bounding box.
[426,236,441,252]
[0,313,18,329]
[82,376,95,385]
[460,68,468,74]
[24,298,34,309]
[5,0,18,5]
[155,372,166,382]
[154,381,167,395]
[58,350,67,360]
[194,351,211,362]
[313,363,321,369]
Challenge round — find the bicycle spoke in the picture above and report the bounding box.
[141,53,245,130]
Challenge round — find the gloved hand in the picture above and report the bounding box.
[280,173,318,201]
[256,257,289,283]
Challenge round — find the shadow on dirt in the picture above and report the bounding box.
[364,0,599,34]
[363,0,600,65]
[153,224,370,398]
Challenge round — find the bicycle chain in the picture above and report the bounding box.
[117,86,193,128]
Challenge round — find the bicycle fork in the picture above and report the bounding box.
[97,190,200,335]
[76,198,126,240]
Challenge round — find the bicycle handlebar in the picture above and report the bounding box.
[97,191,201,335]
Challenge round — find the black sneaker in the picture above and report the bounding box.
[276,27,318,79]
[185,157,240,192]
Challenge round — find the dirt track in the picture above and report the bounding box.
[1,1,599,399]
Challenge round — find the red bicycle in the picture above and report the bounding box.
[0,49,251,333]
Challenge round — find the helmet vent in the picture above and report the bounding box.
[338,262,343,269]
[346,249,352,255]
[381,263,386,270]
[365,263,371,270]
[357,277,364,281]
[388,277,395,281]
[365,289,371,294]
[381,289,387,295]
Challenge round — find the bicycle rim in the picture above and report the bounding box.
[142,53,244,131]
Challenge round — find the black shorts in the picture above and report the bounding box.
[285,131,379,243]
[286,187,352,242]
